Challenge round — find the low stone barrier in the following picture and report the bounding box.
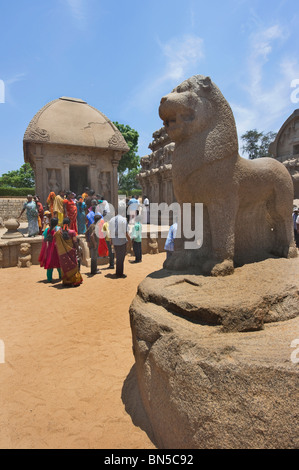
[0,227,167,268]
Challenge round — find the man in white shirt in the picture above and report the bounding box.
[109,214,131,277]
[142,195,150,224]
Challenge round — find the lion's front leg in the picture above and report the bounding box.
[203,200,238,276]
[163,203,188,271]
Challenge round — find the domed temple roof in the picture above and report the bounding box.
[269,109,299,159]
[23,96,129,159]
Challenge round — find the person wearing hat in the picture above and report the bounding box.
[42,210,52,232]
[293,207,299,248]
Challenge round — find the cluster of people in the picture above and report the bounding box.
[19,188,146,285]
[84,191,143,278]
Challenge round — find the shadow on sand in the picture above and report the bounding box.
[121,365,157,449]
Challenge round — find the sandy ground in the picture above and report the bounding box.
[0,250,166,449]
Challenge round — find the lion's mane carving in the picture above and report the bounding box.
[159,75,297,276]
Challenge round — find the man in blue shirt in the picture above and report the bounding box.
[127,195,140,224]
[164,222,178,259]
[293,207,299,248]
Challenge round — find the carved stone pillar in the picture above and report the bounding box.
[34,156,44,202]
[111,151,122,210]
[63,162,70,192]
[111,158,119,211]
[89,157,97,191]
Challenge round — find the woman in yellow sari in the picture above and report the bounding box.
[54,218,83,287]
[53,190,65,226]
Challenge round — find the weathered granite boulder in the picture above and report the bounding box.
[135,258,299,333]
[129,258,299,448]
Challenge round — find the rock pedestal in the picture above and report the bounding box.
[1,218,24,239]
[129,258,299,449]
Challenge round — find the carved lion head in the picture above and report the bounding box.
[19,243,31,255]
[159,75,215,143]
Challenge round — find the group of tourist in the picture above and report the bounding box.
[18,188,146,286]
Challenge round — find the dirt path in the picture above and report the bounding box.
[0,252,166,449]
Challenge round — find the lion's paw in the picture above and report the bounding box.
[203,258,234,277]
[287,245,298,259]
[163,251,188,271]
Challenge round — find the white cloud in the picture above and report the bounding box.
[2,73,27,106]
[157,34,204,83]
[123,34,204,116]
[65,0,87,29]
[6,73,27,86]
[231,24,299,155]
[247,25,286,95]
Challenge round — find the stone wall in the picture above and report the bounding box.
[138,127,175,206]
[0,198,27,222]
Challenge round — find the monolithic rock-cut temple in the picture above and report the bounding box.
[23,97,129,206]
[269,108,299,198]
[138,126,175,205]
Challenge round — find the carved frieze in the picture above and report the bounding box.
[108,133,129,151]
[24,127,50,142]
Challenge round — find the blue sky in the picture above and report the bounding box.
[0,0,299,174]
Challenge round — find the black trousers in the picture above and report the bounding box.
[133,241,142,262]
[114,243,127,277]
[106,240,114,267]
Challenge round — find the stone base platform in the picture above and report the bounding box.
[0,224,169,268]
[129,258,299,448]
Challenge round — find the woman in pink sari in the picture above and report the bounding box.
[63,191,78,233]
[38,218,61,282]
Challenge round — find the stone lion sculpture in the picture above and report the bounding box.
[159,75,297,276]
[18,243,32,268]
[148,235,159,254]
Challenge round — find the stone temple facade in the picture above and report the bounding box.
[137,127,175,205]
[269,109,299,198]
[23,97,129,206]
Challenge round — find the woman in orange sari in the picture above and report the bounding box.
[63,191,78,233]
[54,218,82,287]
[47,191,56,217]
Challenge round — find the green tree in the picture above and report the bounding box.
[241,129,277,159]
[118,168,141,194]
[113,122,140,173]
[0,163,35,188]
